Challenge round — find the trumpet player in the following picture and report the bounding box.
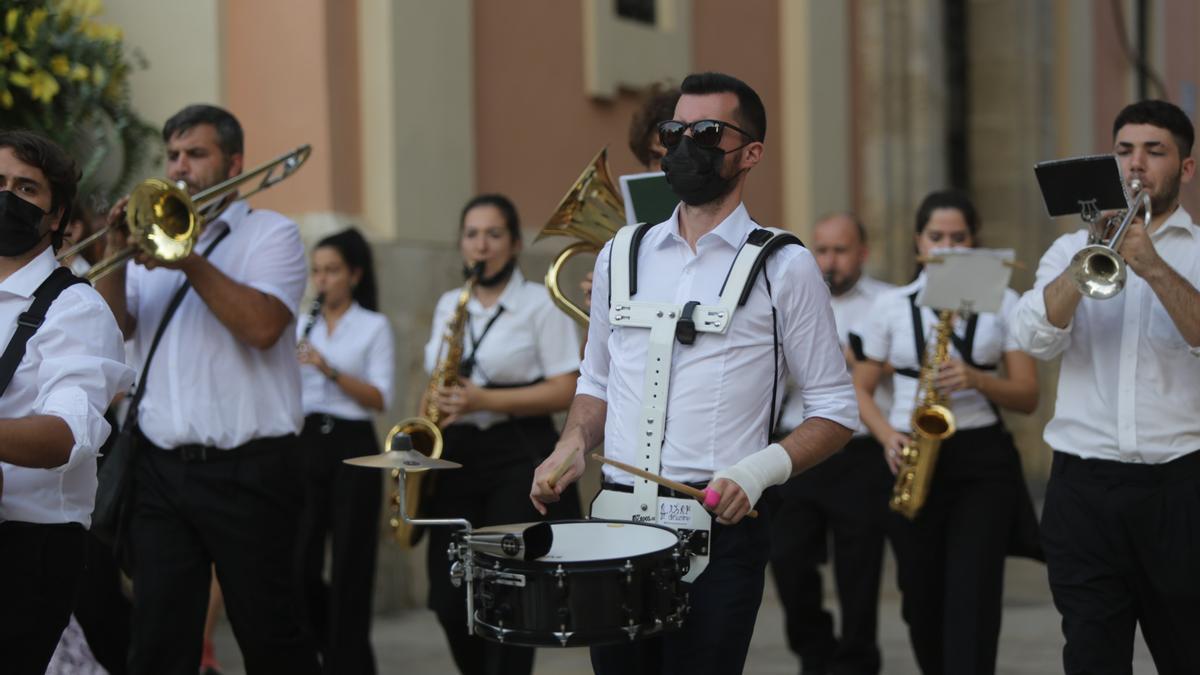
[423,194,582,675]
[1013,100,1200,674]
[93,105,319,675]
[853,190,1040,674]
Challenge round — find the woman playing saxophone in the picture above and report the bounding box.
[851,190,1041,674]
[422,194,582,675]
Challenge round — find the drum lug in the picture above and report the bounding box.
[623,623,640,641]
[554,564,566,589]
[449,560,465,588]
[554,628,575,647]
[677,529,709,557]
[621,559,634,584]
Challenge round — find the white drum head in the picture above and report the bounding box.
[538,521,678,562]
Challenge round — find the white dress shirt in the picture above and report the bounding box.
[424,268,581,430]
[0,248,133,526]
[126,200,308,449]
[778,274,894,435]
[1012,206,1200,463]
[578,203,859,485]
[860,273,1021,433]
[299,302,395,420]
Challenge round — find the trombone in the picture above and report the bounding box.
[1068,178,1152,300]
[58,145,312,282]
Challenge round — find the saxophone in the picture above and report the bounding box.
[890,309,957,519]
[386,263,481,546]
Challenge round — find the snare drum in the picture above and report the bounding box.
[455,519,690,647]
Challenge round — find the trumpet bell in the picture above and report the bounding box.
[127,179,199,262]
[385,417,444,548]
[1069,244,1126,300]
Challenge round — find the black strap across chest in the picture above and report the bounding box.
[459,305,506,379]
[895,291,995,379]
[126,226,233,423]
[0,266,89,398]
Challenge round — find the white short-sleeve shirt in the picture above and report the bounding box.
[127,200,308,449]
[424,268,581,430]
[299,302,394,420]
[860,273,1021,433]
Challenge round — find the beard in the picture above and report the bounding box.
[826,270,861,296]
[1147,169,1182,217]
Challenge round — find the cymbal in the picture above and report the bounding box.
[343,450,462,472]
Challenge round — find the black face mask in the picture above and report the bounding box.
[0,190,50,257]
[661,136,746,207]
[463,258,516,288]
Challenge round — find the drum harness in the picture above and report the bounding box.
[591,222,801,582]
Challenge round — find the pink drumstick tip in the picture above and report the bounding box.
[703,487,721,508]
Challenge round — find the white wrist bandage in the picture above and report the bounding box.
[712,443,793,508]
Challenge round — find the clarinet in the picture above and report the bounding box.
[300,292,325,342]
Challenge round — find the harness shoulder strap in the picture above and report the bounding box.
[608,223,652,305]
[0,266,88,398]
[717,227,804,309]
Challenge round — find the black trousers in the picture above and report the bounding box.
[427,417,581,675]
[294,414,383,675]
[1041,449,1200,675]
[888,424,1034,675]
[590,498,773,675]
[769,435,892,675]
[73,530,132,675]
[128,432,320,675]
[0,521,86,675]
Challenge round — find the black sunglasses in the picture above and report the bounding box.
[657,119,757,149]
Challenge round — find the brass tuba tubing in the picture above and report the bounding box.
[535,147,627,325]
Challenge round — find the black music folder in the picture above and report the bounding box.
[1034,154,1128,219]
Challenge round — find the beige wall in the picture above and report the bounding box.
[473,0,784,248]
[224,0,361,222]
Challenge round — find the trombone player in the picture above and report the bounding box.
[94,104,319,675]
[1013,99,1200,674]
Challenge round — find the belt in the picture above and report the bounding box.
[601,480,708,501]
[1054,449,1200,484]
[142,431,294,464]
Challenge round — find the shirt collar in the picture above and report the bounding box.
[470,267,526,314]
[0,247,59,299]
[198,199,249,243]
[653,202,755,251]
[1154,205,1196,239]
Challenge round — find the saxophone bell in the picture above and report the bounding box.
[386,266,480,547]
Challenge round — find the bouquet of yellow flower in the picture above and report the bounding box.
[0,0,155,204]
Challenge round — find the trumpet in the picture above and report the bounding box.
[1068,178,1152,300]
[57,145,312,282]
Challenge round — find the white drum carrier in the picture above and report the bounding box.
[590,222,801,582]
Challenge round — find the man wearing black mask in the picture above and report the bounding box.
[0,130,133,674]
[533,72,856,675]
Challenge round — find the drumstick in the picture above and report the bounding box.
[590,453,758,519]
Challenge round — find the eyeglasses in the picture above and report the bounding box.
[657,119,757,150]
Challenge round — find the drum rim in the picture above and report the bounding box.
[471,517,683,567]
